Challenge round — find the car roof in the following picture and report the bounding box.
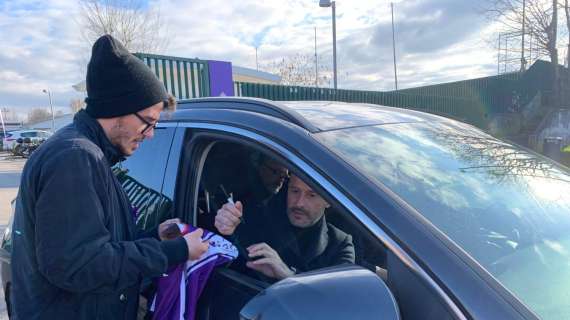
[176,97,455,133]
[8,129,49,133]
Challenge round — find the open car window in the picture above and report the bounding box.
[194,139,387,283]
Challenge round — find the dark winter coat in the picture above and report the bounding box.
[10,110,188,319]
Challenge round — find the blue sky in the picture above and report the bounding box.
[0,0,508,119]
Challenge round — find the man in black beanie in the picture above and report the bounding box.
[10,35,209,319]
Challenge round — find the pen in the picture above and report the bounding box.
[220,185,244,224]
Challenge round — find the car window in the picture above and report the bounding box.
[113,127,176,231]
[317,120,570,319]
[162,127,184,201]
[194,140,382,278]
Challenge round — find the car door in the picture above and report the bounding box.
[112,124,180,230]
[174,122,467,320]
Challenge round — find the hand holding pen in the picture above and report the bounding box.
[215,185,243,236]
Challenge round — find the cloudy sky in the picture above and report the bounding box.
[0,0,501,119]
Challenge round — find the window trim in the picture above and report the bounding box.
[177,122,467,320]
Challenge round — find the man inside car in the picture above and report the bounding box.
[215,173,355,280]
[243,153,290,209]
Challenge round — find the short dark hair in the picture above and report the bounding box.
[165,94,177,111]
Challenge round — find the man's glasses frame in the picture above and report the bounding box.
[134,113,157,135]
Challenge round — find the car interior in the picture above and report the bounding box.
[189,139,391,319]
[196,141,388,270]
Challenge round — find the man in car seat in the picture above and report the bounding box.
[215,174,355,280]
[239,153,289,210]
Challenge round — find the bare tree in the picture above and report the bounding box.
[27,108,52,124]
[69,98,86,113]
[486,0,561,105]
[487,0,558,63]
[263,53,331,87]
[78,0,168,53]
[1,108,20,122]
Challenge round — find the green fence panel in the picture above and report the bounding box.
[135,53,210,98]
[231,60,553,129]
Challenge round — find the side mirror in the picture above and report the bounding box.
[240,265,400,320]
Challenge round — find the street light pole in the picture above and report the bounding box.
[255,46,259,71]
[391,2,398,91]
[332,1,337,90]
[42,89,55,132]
[314,26,318,87]
[319,0,338,90]
[0,108,6,139]
[520,0,526,72]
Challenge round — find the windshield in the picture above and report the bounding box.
[317,120,570,319]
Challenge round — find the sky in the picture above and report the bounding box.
[0,0,504,120]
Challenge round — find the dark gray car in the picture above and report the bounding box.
[2,97,569,319]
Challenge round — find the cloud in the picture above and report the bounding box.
[0,0,85,116]
[0,0,500,116]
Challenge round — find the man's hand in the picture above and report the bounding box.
[214,201,243,235]
[183,228,209,260]
[158,218,182,241]
[246,243,295,280]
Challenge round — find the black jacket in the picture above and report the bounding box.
[237,190,355,275]
[11,110,188,320]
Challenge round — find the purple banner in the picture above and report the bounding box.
[207,60,234,96]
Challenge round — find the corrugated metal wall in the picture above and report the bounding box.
[135,53,210,99]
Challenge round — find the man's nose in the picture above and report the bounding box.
[144,128,155,139]
[294,194,307,207]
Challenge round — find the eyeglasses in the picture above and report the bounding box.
[134,113,157,135]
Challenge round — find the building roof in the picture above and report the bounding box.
[26,113,74,131]
[232,65,281,82]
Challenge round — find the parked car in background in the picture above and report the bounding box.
[1,97,569,319]
[0,131,7,151]
[2,130,52,151]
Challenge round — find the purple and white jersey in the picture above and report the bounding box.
[151,227,238,320]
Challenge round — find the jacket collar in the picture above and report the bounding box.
[285,215,329,264]
[74,110,125,166]
[301,216,329,262]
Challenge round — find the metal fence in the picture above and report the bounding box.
[235,82,490,127]
[135,53,210,99]
[234,61,560,128]
[135,52,557,129]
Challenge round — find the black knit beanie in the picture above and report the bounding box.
[85,35,168,118]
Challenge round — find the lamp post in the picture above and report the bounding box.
[319,0,337,90]
[391,2,398,91]
[42,89,55,132]
[0,108,6,139]
[255,46,259,71]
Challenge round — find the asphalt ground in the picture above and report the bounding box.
[0,151,27,319]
